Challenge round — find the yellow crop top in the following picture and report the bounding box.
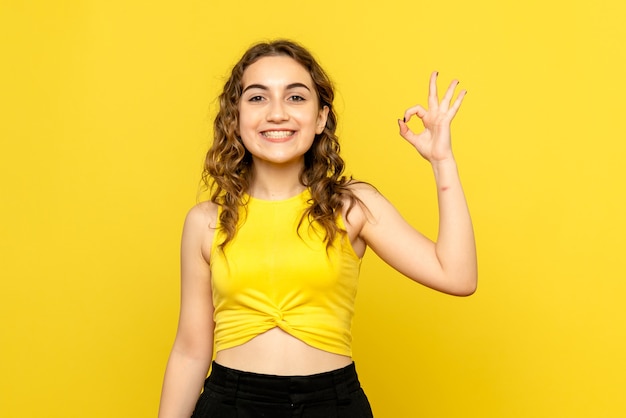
[210,189,361,357]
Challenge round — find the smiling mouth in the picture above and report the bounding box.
[261,130,295,139]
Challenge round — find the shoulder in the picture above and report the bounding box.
[340,181,386,230]
[185,200,219,229]
[345,181,381,201]
[344,181,390,216]
[182,200,219,262]
[343,180,404,233]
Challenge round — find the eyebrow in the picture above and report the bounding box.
[242,82,311,94]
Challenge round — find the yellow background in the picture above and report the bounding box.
[1,0,625,416]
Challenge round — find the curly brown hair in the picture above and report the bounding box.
[203,39,363,250]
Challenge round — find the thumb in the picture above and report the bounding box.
[398,118,410,137]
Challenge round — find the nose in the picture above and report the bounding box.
[266,100,289,122]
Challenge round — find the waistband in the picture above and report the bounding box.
[205,361,362,403]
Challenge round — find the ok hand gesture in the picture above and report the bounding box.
[398,72,466,163]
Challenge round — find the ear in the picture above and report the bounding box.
[315,105,330,134]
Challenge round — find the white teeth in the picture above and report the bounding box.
[262,131,294,139]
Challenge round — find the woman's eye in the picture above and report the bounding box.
[289,95,305,102]
[249,95,264,102]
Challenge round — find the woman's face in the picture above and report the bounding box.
[238,55,329,167]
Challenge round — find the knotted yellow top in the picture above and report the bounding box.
[210,189,362,356]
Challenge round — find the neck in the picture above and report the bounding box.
[248,158,306,201]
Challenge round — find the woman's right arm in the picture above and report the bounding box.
[158,203,216,418]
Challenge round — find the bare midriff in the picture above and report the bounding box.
[214,327,352,376]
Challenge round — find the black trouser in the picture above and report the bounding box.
[191,361,374,417]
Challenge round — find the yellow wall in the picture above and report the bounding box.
[1,0,625,416]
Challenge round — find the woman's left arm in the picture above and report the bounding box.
[358,71,477,296]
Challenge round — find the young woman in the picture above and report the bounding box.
[158,40,477,418]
